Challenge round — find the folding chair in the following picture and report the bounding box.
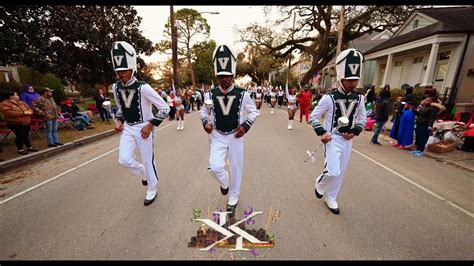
[0,121,13,146]
[88,103,100,119]
[57,114,76,130]
[454,111,473,128]
[30,118,45,139]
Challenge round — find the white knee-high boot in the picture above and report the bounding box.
[177,120,181,130]
[287,120,291,130]
[271,108,274,114]
[180,120,184,130]
[289,120,293,130]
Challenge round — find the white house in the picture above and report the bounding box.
[0,66,21,83]
[364,6,474,104]
[319,29,393,90]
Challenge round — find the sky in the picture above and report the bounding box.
[134,5,279,65]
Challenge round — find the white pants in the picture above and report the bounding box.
[118,123,158,190]
[316,134,352,202]
[208,131,244,205]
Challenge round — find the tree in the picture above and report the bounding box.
[192,40,216,86]
[236,44,286,85]
[239,5,425,85]
[0,6,53,70]
[0,6,154,94]
[16,65,67,102]
[156,8,210,89]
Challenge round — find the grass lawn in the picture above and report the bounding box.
[0,119,115,162]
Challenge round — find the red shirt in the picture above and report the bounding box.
[299,91,312,105]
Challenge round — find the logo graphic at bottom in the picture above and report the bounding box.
[188,206,281,258]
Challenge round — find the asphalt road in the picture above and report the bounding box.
[0,104,472,260]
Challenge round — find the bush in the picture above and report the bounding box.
[413,88,426,105]
[0,81,22,94]
[387,88,404,102]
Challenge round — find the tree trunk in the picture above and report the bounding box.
[187,51,196,90]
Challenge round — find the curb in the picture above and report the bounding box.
[0,129,116,175]
[423,152,474,173]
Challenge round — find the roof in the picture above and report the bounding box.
[322,32,388,68]
[351,38,387,54]
[366,6,474,54]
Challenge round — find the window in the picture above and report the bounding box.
[413,57,423,64]
[412,19,419,29]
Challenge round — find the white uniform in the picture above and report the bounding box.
[201,85,257,206]
[309,87,366,204]
[113,78,170,192]
[285,84,297,110]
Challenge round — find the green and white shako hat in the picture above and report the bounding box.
[212,44,237,77]
[110,41,137,74]
[336,48,364,81]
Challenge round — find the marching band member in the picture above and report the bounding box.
[111,41,170,206]
[200,44,258,214]
[285,83,298,130]
[309,48,367,215]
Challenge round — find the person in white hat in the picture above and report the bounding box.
[309,48,367,215]
[200,44,258,214]
[110,41,170,206]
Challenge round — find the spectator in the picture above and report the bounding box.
[94,88,111,122]
[410,97,439,157]
[194,89,202,111]
[277,87,284,108]
[370,89,391,145]
[60,99,94,129]
[31,88,63,147]
[166,90,176,120]
[19,84,41,107]
[404,86,414,104]
[391,96,403,122]
[364,85,376,108]
[299,85,312,123]
[424,88,446,114]
[189,89,196,111]
[395,101,415,149]
[0,90,39,154]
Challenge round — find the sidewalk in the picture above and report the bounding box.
[380,120,474,173]
[0,129,115,174]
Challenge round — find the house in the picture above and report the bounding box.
[268,52,313,87]
[319,29,392,90]
[0,65,21,83]
[364,6,474,104]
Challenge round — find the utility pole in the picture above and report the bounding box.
[287,13,297,86]
[170,5,179,87]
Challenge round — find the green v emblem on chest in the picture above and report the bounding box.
[216,95,236,116]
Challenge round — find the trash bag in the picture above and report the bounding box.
[426,135,441,145]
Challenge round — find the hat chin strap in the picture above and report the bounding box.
[337,78,359,94]
[115,70,137,87]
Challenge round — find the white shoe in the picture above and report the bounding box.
[144,189,157,206]
[146,189,157,200]
[314,182,324,199]
[324,197,340,214]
